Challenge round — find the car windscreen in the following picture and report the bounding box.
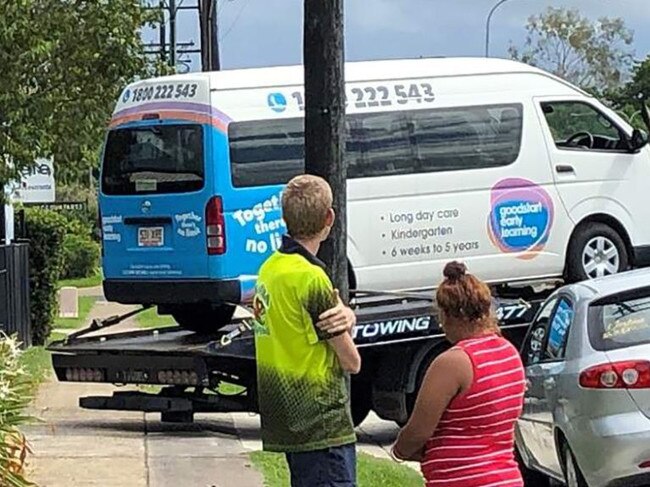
[589,289,650,351]
[101,124,205,195]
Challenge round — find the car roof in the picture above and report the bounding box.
[568,268,650,302]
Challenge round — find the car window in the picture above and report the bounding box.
[545,298,574,360]
[540,101,626,152]
[522,296,558,366]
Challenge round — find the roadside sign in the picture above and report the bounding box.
[10,158,55,204]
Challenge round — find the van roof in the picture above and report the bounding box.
[152,57,587,95]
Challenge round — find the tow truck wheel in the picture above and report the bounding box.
[171,304,236,334]
[351,378,372,427]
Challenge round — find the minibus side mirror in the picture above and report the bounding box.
[630,129,649,152]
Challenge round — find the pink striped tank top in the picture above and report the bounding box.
[421,334,525,487]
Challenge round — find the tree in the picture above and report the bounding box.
[509,7,635,93]
[0,0,161,200]
[606,56,650,129]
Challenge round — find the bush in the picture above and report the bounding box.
[0,334,34,486]
[24,208,67,345]
[60,233,100,280]
[56,183,99,241]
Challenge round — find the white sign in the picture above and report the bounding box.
[11,158,55,203]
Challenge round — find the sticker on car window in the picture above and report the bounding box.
[603,315,649,340]
[547,299,573,356]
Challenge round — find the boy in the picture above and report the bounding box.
[252,174,361,487]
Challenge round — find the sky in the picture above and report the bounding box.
[143,0,650,72]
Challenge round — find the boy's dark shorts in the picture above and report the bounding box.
[285,443,356,487]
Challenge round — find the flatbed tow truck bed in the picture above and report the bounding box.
[48,287,553,425]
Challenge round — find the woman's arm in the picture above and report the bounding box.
[393,348,473,461]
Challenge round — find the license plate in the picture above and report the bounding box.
[138,227,164,247]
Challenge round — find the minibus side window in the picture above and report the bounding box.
[540,101,627,152]
[229,103,523,188]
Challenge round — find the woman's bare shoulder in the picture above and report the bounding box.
[428,347,474,389]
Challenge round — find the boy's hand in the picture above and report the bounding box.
[316,289,357,335]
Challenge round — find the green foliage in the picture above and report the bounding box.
[509,7,634,92]
[250,451,424,487]
[606,56,650,130]
[24,208,67,346]
[0,334,36,486]
[60,234,100,280]
[55,184,100,240]
[0,0,164,194]
[58,271,102,290]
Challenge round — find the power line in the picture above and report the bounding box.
[220,0,251,41]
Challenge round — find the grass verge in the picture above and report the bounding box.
[53,296,98,330]
[250,451,424,487]
[135,307,176,329]
[20,332,67,393]
[58,270,102,289]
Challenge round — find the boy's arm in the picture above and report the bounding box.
[303,275,361,374]
[327,332,361,374]
[316,289,357,336]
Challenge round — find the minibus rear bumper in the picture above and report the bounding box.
[103,279,241,306]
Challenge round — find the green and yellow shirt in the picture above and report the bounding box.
[252,236,356,453]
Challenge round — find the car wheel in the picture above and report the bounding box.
[171,303,236,334]
[563,444,588,487]
[566,223,628,282]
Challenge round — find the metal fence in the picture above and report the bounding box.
[0,243,31,347]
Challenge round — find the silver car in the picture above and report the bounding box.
[516,268,650,487]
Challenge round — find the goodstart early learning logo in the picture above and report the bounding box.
[488,178,554,259]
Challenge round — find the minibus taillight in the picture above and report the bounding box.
[206,196,226,255]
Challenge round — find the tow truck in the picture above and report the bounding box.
[48,283,556,427]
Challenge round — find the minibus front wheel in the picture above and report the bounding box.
[566,222,629,282]
[171,304,236,334]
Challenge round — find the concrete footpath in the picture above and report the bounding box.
[25,380,412,487]
[24,381,264,487]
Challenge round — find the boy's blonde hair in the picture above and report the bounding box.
[282,175,333,239]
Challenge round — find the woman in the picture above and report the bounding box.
[392,261,525,487]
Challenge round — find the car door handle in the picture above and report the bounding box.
[543,378,556,390]
[555,165,575,174]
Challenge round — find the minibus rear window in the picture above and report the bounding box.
[102,124,205,195]
[229,103,523,188]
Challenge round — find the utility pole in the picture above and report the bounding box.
[169,0,177,68]
[210,0,220,70]
[159,0,167,65]
[199,0,220,71]
[303,0,347,299]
